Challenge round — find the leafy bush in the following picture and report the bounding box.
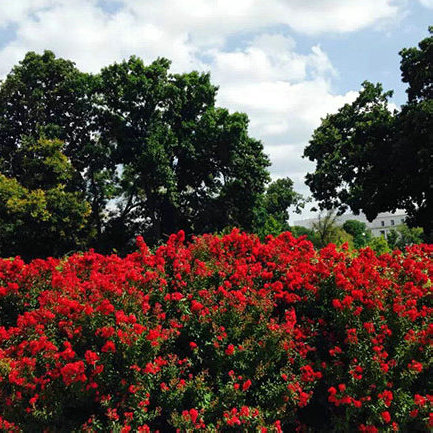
[342,220,373,249]
[368,236,391,255]
[387,225,424,250]
[0,231,431,432]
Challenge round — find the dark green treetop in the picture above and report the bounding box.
[252,177,304,239]
[0,52,271,257]
[304,28,433,239]
[342,219,372,249]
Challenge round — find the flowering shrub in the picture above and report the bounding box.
[0,230,431,432]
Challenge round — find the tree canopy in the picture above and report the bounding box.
[304,27,433,240]
[0,51,275,258]
[252,177,304,239]
[311,210,353,249]
[387,224,424,250]
[342,220,372,249]
[0,138,91,260]
[95,57,270,250]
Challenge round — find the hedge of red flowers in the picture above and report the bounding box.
[0,230,431,432]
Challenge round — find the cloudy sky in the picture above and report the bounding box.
[0,0,431,217]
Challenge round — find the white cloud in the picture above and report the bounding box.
[418,0,433,8]
[211,39,355,142]
[0,0,55,28]
[205,32,358,215]
[0,0,404,76]
[210,35,336,85]
[0,0,201,75]
[124,0,401,42]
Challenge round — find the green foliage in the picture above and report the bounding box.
[332,227,354,249]
[0,174,91,260]
[397,224,424,246]
[400,26,433,103]
[290,226,321,248]
[0,51,94,178]
[0,137,91,259]
[253,212,286,240]
[304,28,433,240]
[368,236,391,255]
[0,51,271,257]
[312,211,353,249]
[387,224,424,250]
[304,81,396,220]
[93,56,271,251]
[342,220,372,249]
[252,177,303,239]
[262,178,304,224]
[387,229,399,250]
[13,137,76,189]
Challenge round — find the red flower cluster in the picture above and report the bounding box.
[0,230,431,431]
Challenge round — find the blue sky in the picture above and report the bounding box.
[0,0,431,217]
[306,3,432,106]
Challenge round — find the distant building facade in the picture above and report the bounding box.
[293,211,407,239]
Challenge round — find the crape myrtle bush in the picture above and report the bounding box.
[0,230,431,432]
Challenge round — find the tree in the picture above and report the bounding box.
[0,51,95,180]
[252,177,304,238]
[368,236,391,255]
[304,81,396,220]
[304,28,433,240]
[0,139,91,259]
[396,224,424,247]
[0,52,271,256]
[262,178,304,224]
[0,51,107,247]
[386,229,399,250]
[253,214,286,239]
[393,28,433,237]
[95,57,270,250]
[387,224,424,250]
[342,220,372,249]
[312,210,353,248]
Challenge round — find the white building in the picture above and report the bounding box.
[293,211,407,239]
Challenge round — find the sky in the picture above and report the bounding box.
[0,0,431,219]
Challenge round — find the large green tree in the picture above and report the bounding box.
[0,138,91,259]
[0,51,105,249]
[0,51,271,257]
[95,56,270,250]
[304,28,433,240]
[0,51,95,179]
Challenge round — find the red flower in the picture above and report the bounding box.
[101,341,116,353]
[191,300,204,312]
[189,408,199,423]
[378,390,393,407]
[381,411,391,423]
[410,409,419,418]
[60,361,86,386]
[85,350,99,365]
[225,344,235,356]
[408,360,423,373]
[242,379,252,391]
